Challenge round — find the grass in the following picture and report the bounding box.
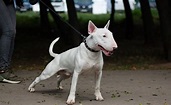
[16,11,40,28]
[13,10,171,71]
[16,8,159,30]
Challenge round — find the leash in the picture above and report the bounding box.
[38,0,99,53]
[39,0,87,40]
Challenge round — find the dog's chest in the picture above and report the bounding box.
[81,59,102,72]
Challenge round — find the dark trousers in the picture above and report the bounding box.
[0,0,16,71]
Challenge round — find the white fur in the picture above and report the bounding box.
[28,20,117,104]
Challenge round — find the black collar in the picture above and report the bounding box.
[84,40,99,52]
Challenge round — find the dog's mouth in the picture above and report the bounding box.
[98,45,113,56]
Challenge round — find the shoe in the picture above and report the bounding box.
[0,70,20,84]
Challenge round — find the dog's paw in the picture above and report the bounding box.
[57,85,63,90]
[95,95,104,101]
[66,95,75,105]
[28,87,35,92]
[95,92,104,101]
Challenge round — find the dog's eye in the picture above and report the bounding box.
[103,34,106,37]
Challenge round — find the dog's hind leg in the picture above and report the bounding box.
[28,74,51,92]
[57,75,64,90]
[57,71,71,90]
[28,67,58,92]
[28,76,42,92]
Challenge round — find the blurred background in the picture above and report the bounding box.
[13,0,171,70]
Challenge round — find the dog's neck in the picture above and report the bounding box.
[84,39,99,52]
[84,36,100,53]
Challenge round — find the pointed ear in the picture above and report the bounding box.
[104,20,110,29]
[88,20,97,34]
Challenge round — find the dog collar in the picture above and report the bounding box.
[84,40,99,52]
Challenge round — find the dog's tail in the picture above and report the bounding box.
[49,37,60,57]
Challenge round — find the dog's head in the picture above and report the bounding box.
[88,20,118,56]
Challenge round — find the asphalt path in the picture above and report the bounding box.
[0,70,171,105]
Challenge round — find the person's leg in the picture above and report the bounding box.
[0,0,16,74]
[6,2,16,69]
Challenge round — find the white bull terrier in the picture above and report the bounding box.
[28,20,118,104]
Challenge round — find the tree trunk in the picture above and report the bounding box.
[66,0,81,46]
[109,0,115,36]
[156,0,171,61]
[39,0,65,38]
[139,0,155,44]
[41,0,68,38]
[123,0,134,39]
[39,0,51,34]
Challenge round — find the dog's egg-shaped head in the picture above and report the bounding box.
[88,20,118,56]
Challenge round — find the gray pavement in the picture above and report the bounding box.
[0,70,171,105]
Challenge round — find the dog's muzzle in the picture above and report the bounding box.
[98,45,117,56]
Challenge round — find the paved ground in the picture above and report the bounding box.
[0,70,171,105]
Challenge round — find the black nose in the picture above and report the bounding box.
[113,47,118,50]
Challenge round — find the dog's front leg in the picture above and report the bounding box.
[94,70,104,101]
[66,71,79,105]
